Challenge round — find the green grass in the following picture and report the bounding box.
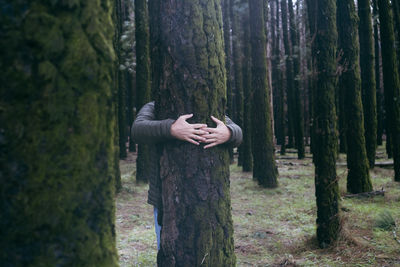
[116,145,400,266]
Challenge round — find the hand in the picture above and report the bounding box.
[170,114,208,145]
[202,116,231,149]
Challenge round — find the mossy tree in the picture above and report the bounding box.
[249,0,279,187]
[372,0,384,146]
[358,0,377,168]
[0,1,118,265]
[135,0,152,183]
[337,0,373,193]
[289,0,305,159]
[230,0,244,166]
[154,1,236,265]
[377,0,400,181]
[241,2,253,172]
[117,0,128,160]
[308,0,340,247]
[281,0,295,150]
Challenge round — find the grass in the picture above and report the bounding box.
[116,145,400,266]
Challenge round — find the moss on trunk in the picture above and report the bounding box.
[337,0,373,193]
[0,1,118,265]
[135,0,151,183]
[249,0,279,188]
[310,0,340,247]
[154,1,236,265]
[378,0,400,181]
[358,0,377,168]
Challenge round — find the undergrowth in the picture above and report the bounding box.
[116,145,400,266]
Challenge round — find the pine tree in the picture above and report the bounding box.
[249,0,279,187]
[0,1,118,265]
[377,0,400,181]
[309,0,340,247]
[154,1,236,265]
[135,0,152,183]
[358,0,377,168]
[337,0,373,193]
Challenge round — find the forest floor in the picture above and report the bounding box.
[116,145,400,267]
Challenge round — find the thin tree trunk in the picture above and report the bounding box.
[377,0,400,181]
[135,0,151,183]
[337,0,373,193]
[310,0,341,247]
[358,0,377,168]
[249,0,279,188]
[155,1,236,265]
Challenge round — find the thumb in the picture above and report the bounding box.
[179,114,193,121]
[211,115,223,125]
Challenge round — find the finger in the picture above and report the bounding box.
[179,114,193,121]
[193,129,208,135]
[191,134,207,142]
[203,133,218,139]
[191,123,208,129]
[203,138,217,143]
[204,142,218,149]
[202,127,218,133]
[185,137,199,145]
[211,115,224,125]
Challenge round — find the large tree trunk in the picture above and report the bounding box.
[358,0,377,168]
[154,1,236,265]
[135,0,152,183]
[378,0,400,181]
[337,0,373,193]
[249,0,279,187]
[310,0,340,247]
[0,1,118,265]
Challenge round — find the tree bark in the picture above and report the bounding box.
[310,0,341,247]
[358,0,377,168]
[337,0,373,193]
[249,0,279,188]
[155,1,236,265]
[135,0,152,183]
[0,1,118,265]
[377,0,400,181]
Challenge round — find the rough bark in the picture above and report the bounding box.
[249,0,279,188]
[377,0,400,181]
[358,0,377,168]
[135,0,152,183]
[310,0,341,247]
[289,0,305,159]
[337,0,373,193]
[230,0,244,166]
[155,1,236,265]
[0,1,118,265]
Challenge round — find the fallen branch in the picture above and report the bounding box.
[344,190,385,199]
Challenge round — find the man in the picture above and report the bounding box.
[131,101,242,249]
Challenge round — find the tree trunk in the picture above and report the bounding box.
[377,0,400,181]
[0,1,118,265]
[135,0,152,183]
[242,10,254,172]
[337,0,373,193]
[230,0,244,167]
[249,0,279,188]
[289,0,305,159]
[310,0,340,247]
[154,1,236,265]
[358,0,377,168]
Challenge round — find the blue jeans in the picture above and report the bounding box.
[153,207,161,250]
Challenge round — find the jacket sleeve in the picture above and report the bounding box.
[131,101,175,144]
[225,116,243,147]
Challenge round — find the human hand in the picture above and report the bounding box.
[202,116,231,149]
[170,114,208,145]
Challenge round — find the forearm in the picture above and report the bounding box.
[225,116,243,147]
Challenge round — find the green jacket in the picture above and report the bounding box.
[131,101,242,209]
